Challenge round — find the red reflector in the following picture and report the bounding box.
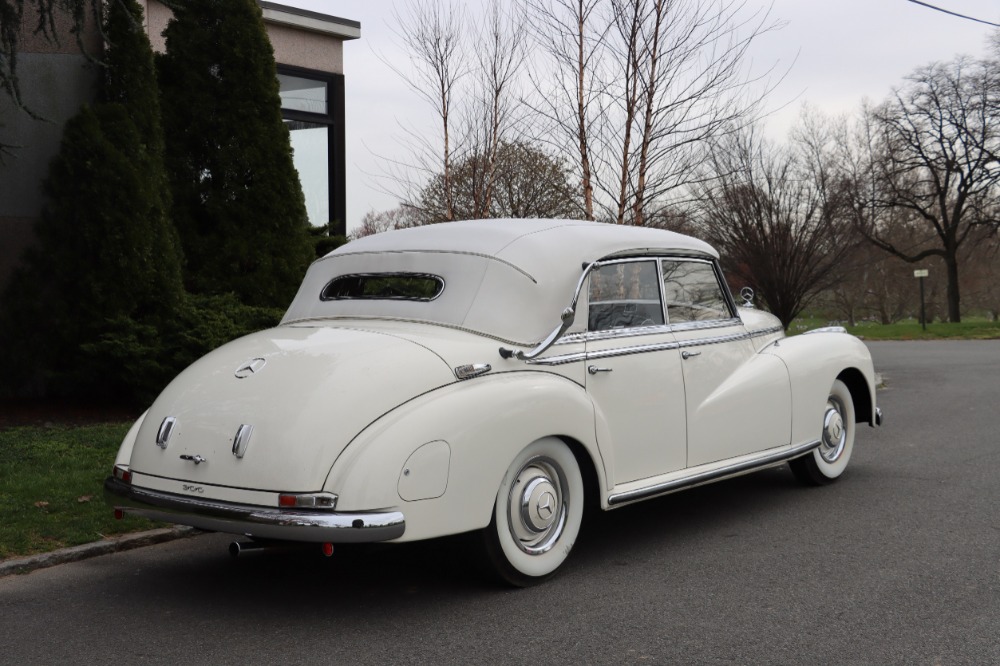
[114,509,124,520]
[321,543,334,557]
[278,495,296,507]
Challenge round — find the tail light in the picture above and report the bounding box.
[113,464,132,484]
[277,492,337,510]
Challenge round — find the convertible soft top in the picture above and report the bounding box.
[282,219,717,344]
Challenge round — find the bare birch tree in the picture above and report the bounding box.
[385,0,529,223]
[523,0,604,220]
[527,0,780,225]
[385,0,467,221]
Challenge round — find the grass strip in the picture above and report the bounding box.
[0,423,157,560]
[790,317,1000,340]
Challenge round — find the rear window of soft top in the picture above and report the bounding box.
[320,273,445,301]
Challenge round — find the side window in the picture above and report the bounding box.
[588,261,665,331]
[661,260,732,323]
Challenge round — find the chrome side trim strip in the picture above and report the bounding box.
[748,325,784,338]
[532,325,784,366]
[104,477,405,543]
[527,351,588,366]
[607,439,821,507]
[668,318,744,334]
[586,340,681,360]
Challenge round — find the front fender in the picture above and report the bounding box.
[763,333,876,445]
[324,371,605,542]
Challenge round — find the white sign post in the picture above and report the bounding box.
[914,269,929,331]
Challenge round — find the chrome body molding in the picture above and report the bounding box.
[104,477,405,543]
[607,439,821,507]
[747,324,784,338]
[804,326,848,335]
[529,323,785,367]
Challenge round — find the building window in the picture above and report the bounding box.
[277,65,344,233]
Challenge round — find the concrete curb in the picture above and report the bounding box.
[0,526,199,578]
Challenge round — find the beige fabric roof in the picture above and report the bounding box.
[282,219,718,344]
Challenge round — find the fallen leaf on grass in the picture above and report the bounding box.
[77,495,93,503]
[34,501,49,508]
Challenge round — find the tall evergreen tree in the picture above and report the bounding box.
[0,0,184,400]
[158,0,313,308]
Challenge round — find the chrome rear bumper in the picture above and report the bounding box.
[104,477,405,543]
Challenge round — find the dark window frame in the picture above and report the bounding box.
[277,64,346,236]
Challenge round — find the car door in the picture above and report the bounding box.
[661,258,791,467]
[583,259,687,484]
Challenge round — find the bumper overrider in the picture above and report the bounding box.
[104,477,406,543]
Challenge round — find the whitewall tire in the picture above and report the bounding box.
[790,379,856,486]
[482,437,584,587]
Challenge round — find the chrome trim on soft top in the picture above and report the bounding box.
[607,439,821,507]
[104,477,405,543]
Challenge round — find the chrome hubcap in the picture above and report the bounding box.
[506,457,567,555]
[820,397,847,463]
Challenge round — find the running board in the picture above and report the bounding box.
[607,439,821,507]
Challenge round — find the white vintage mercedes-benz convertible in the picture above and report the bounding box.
[105,218,881,585]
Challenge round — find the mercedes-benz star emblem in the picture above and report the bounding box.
[234,357,267,379]
[537,492,555,519]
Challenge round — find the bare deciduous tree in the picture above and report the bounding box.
[844,56,1000,322]
[384,0,529,223]
[693,125,856,328]
[414,140,580,222]
[524,0,604,220]
[528,0,780,225]
[349,207,420,240]
[385,0,467,221]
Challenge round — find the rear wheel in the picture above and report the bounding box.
[482,437,584,587]
[790,379,855,486]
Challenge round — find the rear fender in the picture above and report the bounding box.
[324,371,606,542]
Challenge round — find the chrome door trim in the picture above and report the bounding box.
[529,325,782,367]
[607,439,821,507]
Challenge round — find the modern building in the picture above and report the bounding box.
[0,1,359,294]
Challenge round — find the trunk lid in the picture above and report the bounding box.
[129,325,454,493]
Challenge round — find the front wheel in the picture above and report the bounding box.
[482,437,584,587]
[790,379,856,486]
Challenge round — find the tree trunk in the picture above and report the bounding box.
[945,252,961,323]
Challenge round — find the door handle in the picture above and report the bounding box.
[681,350,701,360]
[588,365,613,374]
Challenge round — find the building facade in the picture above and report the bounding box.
[0,1,359,294]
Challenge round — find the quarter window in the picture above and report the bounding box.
[660,260,732,323]
[588,261,665,331]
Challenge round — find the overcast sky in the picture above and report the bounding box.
[281,1,999,233]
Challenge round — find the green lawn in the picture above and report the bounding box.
[0,423,156,560]
[791,317,1000,340]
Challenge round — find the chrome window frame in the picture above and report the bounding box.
[586,257,667,331]
[658,256,737,325]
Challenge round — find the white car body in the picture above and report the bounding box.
[106,219,880,585]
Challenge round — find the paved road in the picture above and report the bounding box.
[2,341,998,665]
